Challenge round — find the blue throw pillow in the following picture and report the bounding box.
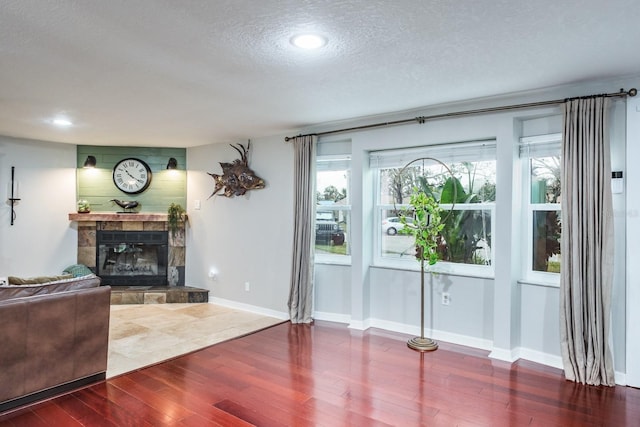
[63,264,94,277]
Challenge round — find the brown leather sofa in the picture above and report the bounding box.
[0,275,110,413]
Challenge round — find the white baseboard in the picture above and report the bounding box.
[209,297,289,320]
[369,318,493,351]
[432,330,493,351]
[510,348,627,386]
[489,348,520,363]
[368,318,419,336]
[313,311,351,324]
[514,347,563,369]
[311,311,370,329]
[348,318,371,331]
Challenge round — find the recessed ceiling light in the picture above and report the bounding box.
[52,118,73,127]
[290,34,327,49]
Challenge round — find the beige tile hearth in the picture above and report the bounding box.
[107,303,285,378]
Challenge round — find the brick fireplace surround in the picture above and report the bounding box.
[68,213,207,303]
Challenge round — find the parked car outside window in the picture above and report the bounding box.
[316,212,345,245]
[381,216,412,235]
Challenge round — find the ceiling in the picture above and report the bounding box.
[1,0,639,148]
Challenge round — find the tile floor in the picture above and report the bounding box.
[107,303,285,378]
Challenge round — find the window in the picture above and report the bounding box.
[315,155,351,262]
[371,140,496,275]
[520,133,562,282]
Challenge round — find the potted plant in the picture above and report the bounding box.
[167,203,186,237]
[77,199,91,213]
[399,187,444,351]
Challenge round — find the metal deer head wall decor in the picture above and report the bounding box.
[208,141,265,198]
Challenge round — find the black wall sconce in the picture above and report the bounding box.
[166,157,178,170]
[83,155,97,168]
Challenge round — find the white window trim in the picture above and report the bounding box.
[523,196,561,286]
[373,202,496,277]
[370,140,497,279]
[520,134,562,287]
[315,153,352,265]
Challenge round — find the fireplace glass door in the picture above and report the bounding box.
[97,231,168,286]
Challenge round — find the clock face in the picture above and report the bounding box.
[113,158,152,194]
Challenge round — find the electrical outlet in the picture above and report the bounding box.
[442,292,450,305]
[245,281,250,292]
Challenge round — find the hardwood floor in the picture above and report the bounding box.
[1,320,639,426]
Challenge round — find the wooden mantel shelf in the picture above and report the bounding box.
[69,212,170,222]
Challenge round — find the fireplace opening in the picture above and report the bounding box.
[96,230,168,286]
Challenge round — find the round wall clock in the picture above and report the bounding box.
[113,158,152,194]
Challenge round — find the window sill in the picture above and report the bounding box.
[371,261,494,280]
[314,256,351,266]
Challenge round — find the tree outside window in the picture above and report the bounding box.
[379,159,495,267]
[530,156,561,273]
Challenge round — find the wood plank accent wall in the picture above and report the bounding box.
[76,145,186,213]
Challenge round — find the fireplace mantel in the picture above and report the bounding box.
[69,212,171,222]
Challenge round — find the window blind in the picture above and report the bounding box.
[519,133,562,158]
[370,139,496,169]
[317,140,351,171]
[317,155,351,171]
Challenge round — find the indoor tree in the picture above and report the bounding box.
[399,187,444,351]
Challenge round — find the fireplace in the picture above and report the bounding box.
[69,212,186,287]
[96,230,168,286]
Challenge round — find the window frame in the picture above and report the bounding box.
[314,154,352,265]
[371,141,496,278]
[520,133,562,286]
[374,203,496,277]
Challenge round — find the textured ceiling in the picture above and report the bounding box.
[1,0,639,147]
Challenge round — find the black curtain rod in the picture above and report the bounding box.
[284,87,637,142]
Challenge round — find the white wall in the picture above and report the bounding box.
[0,136,77,276]
[185,135,294,315]
[314,263,351,321]
[369,268,494,349]
[518,284,561,366]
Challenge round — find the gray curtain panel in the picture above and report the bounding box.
[560,96,615,386]
[288,135,317,324]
